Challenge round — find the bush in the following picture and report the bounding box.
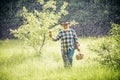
[89,23,120,68]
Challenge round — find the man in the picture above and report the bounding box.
[49,22,80,68]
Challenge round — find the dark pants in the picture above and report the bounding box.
[62,48,74,68]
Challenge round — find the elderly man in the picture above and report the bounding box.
[49,22,80,68]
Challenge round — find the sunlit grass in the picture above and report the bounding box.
[0,38,119,80]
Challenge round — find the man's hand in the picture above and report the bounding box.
[75,42,80,51]
[77,48,80,51]
[49,30,52,38]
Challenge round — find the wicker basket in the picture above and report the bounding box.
[76,53,84,60]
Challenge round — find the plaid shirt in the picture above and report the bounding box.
[53,28,78,52]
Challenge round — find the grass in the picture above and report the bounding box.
[0,38,119,80]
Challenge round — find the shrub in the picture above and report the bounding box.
[89,23,120,68]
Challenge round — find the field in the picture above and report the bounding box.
[0,38,119,80]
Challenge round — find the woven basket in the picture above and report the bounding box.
[76,53,84,60]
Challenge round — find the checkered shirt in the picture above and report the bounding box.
[53,29,78,52]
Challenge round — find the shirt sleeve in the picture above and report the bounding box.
[52,30,62,41]
[72,29,78,43]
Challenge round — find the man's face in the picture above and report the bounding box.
[61,24,68,29]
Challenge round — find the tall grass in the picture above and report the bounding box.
[0,38,119,80]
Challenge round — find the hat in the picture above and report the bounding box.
[60,22,70,25]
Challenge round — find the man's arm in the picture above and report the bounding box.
[75,42,80,51]
[49,30,61,41]
[72,29,80,51]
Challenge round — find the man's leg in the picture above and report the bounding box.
[67,48,74,66]
[62,51,70,68]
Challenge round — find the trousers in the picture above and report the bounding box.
[62,48,74,68]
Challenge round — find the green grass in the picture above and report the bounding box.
[0,38,119,80]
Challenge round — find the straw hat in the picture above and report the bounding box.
[60,22,70,25]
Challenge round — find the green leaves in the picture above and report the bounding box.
[89,23,120,68]
[110,23,120,40]
[37,0,44,5]
[43,1,56,11]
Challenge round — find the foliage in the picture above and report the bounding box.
[55,0,115,36]
[10,0,68,55]
[89,23,120,68]
[110,23,120,67]
[1,0,120,39]
[110,23,120,43]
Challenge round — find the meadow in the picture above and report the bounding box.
[0,38,119,80]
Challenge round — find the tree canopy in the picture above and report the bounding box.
[0,0,120,39]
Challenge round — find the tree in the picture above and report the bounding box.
[10,0,68,56]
